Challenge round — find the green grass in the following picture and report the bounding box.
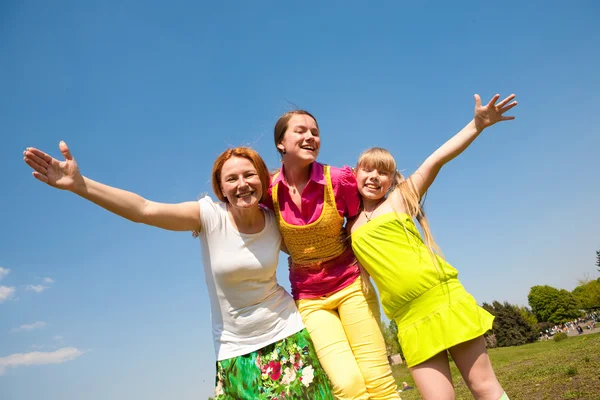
[392,332,600,400]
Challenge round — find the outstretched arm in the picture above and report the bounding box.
[408,93,517,199]
[23,141,200,232]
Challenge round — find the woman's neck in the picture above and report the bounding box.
[227,205,264,234]
[283,161,312,189]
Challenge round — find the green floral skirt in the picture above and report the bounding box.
[215,328,333,399]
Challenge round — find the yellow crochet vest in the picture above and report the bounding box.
[272,165,348,265]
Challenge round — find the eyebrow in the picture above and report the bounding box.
[293,124,319,133]
[223,169,257,178]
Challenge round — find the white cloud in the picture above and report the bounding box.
[0,286,16,303]
[10,321,46,333]
[0,268,10,281]
[0,347,84,376]
[26,285,47,293]
[25,278,54,294]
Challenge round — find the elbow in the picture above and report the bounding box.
[135,200,153,224]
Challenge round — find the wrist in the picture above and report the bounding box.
[473,118,486,134]
[72,175,89,196]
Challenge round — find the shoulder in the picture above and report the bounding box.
[198,195,227,233]
[388,189,404,209]
[269,168,282,189]
[262,206,281,235]
[329,165,357,188]
[328,164,360,216]
[198,195,225,213]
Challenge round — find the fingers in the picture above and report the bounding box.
[59,141,73,161]
[487,94,501,107]
[474,94,482,108]
[24,155,48,175]
[23,150,50,170]
[496,94,516,109]
[501,116,515,121]
[32,171,49,184]
[25,147,53,164]
[500,101,518,114]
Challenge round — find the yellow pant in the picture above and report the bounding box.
[297,276,400,399]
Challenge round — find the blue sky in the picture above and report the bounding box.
[1,1,599,399]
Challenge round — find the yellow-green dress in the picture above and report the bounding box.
[351,212,494,368]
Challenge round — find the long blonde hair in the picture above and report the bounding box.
[356,147,442,256]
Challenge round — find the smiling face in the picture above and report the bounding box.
[212,147,270,207]
[355,147,398,202]
[219,156,263,209]
[356,165,393,201]
[276,113,320,166]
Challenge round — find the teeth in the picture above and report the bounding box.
[237,192,254,197]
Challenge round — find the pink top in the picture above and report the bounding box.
[265,162,362,299]
[264,162,361,224]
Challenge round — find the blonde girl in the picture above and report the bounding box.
[349,94,517,400]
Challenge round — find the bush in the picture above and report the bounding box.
[553,332,568,342]
[482,301,539,347]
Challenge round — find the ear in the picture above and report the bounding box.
[276,143,285,152]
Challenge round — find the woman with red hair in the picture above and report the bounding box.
[23,143,333,399]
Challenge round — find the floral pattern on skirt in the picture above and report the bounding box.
[215,328,333,399]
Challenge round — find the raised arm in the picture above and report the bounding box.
[23,141,200,232]
[408,93,517,199]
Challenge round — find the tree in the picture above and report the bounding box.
[482,301,538,347]
[518,306,539,332]
[381,319,403,357]
[528,285,559,322]
[572,277,600,310]
[553,289,582,322]
[528,285,581,323]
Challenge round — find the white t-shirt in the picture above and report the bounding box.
[197,196,304,360]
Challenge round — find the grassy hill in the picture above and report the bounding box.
[392,332,600,400]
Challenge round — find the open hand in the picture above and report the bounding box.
[23,141,83,191]
[474,93,517,132]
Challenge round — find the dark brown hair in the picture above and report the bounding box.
[273,110,319,155]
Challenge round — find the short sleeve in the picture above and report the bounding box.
[198,196,224,235]
[330,165,361,218]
